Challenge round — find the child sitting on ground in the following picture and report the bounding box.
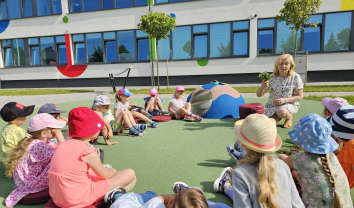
[321,97,349,118]
[0,102,35,164]
[38,103,68,143]
[327,105,354,189]
[92,95,119,145]
[168,85,202,122]
[144,88,168,116]
[5,113,66,207]
[279,113,352,207]
[49,107,136,208]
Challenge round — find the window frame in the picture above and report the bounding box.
[192,24,208,59]
[257,18,276,55]
[232,21,250,57]
[103,32,119,63]
[135,30,150,62]
[68,0,147,14]
[154,0,198,5]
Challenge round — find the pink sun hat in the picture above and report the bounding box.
[149,88,158,96]
[321,97,349,114]
[27,113,66,132]
[176,85,185,91]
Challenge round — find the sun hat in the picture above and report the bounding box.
[176,85,185,91]
[234,114,282,153]
[68,107,104,138]
[117,88,133,97]
[0,102,35,122]
[327,105,354,141]
[93,95,114,106]
[38,103,67,114]
[149,88,158,96]
[27,113,66,132]
[289,114,338,154]
[321,97,349,114]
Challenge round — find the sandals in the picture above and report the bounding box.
[283,116,293,128]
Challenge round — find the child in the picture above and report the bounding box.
[49,107,136,208]
[38,103,68,143]
[280,113,352,207]
[4,113,66,207]
[327,105,354,189]
[114,88,145,136]
[230,114,304,207]
[168,85,202,122]
[92,95,119,145]
[321,97,349,118]
[105,184,208,208]
[144,88,168,116]
[0,102,35,164]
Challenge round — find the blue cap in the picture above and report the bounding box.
[117,88,133,97]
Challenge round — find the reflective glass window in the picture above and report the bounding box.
[324,12,352,51]
[75,43,86,63]
[70,0,81,12]
[13,39,26,66]
[104,32,115,40]
[58,45,67,64]
[258,19,274,28]
[136,30,148,38]
[308,14,322,24]
[4,48,13,67]
[8,0,22,19]
[86,33,103,63]
[193,25,207,33]
[233,21,249,30]
[28,38,39,45]
[117,31,135,62]
[115,0,132,8]
[52,0,62,14]
[56,36,65,43]
[36,0,51,16]
[73,34,84,42]
[40,37,56,65]
[135,0,147,6]
[158,37,170,60]
[22,0,33,17]
[172,26,191,59]
[0,1,7,20]
[258,30,273,53]
[30,46,40,65]
[276,21,300,53]
[156,0,168,3]
[83,0,99,12]
[2,40,11,47]
[102,0,113,9]
[138,39,149,61]
[233,32,248,55]
[194,35,207,58]
[105,41,117,62]
[172,0,190,2]
[304,27,320,51]
[210,22,230,57]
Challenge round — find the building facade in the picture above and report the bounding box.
[0,0,353,88]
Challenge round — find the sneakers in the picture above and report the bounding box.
[172,182,204,194]
[145,113,153,120]
[104,187,126,204]
[150,121,158,128]
[226,145,240,165]
[161,110,169,115]
[194,115,203,122]
[183,116,194,121]
[139,124,147,135]
[213,167,233,193]
[234,141,242,152]
[129,127,143,137]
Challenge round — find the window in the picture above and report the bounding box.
[104,32,117,62]
[0,0,7,20]
[28,38,40,65]
[303,14,322,52]
[69,0,146,12]
[158,37,170,60]
[193,25,208,58]
[40,37,56,65]
[82,0,99,12]
[73,34,86,63]
[210,23,230,57]
[102,0,113,9]
[70,0,81,12]
[324,12,352,51]
[36,0,51,16]
[52,0,62,14]
[2,40,13,66]
[8,0,22,19]
[136,30,150,61]
[172,26,191,59]
[117,31,135,62]
[56,36,67,64]
[276,21,300,54]
[86,33,103,63]
[115,0,133,8]
[233,21,249,56]
[258,19,274,54]
[22,0,33,17]
[155,0,194,4]
[12,39,26,66]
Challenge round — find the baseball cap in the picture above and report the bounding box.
[321,97,349,114]
[1,102,35,122]
[68,107,105,137]
[149,88,158,96]
[38,103,67,114]
[117,88,133,97]
[27,113,66,132]
[176,85,185,91]
[93,95,114,106]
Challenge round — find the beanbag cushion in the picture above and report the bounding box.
[45,198,107,208]
[239,103,265,119]
[152,115,172,122]
[19,188,51,204]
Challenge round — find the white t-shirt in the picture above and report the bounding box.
[110,193,166,208]
[114,101,129,111]
[170,96,187,111]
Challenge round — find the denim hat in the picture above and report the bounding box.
[327,105,354,141]
[289,114,338,154]
[117,88,133,97]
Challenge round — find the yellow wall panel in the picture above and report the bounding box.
[341,0,354,10]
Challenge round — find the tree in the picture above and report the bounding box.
[279,30,301,53]
[88,45,103,62]
[324,32,340,51]
[217,42,230,57]
[276,0,322,60]
[182,40,192,56]
[119,45,131,54]
[336,28,350,50]
[137,12,176,89]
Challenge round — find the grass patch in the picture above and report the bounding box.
[110,84,354,94]
[0,89,94,96]
[304,95,354,105]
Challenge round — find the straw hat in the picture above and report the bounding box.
[234,114,282,153]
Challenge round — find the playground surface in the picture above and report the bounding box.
[0,95,328,208]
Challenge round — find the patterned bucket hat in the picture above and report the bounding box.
[289,114,338,154]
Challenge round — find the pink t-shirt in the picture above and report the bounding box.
[49,139,109,208]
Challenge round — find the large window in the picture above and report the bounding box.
[172,26,191,60]
[0,0,61,19]
[155,0,196,4]
[69,0,147,13]
[210,23,230,57]
[136,30,150,61]
[233,21,249,56]
[117,31,136,62]
[324,12,352,51]
[258,19,275,54]
[27,36,65,66]
[86,33,103,63]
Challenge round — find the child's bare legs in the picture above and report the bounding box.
[132,111,152,123]
[155,97,164,111]
[270,113,281,124]
[146,97,157,112]
[178,103,203,122]
[117,111,135,128]
[108,169,136,190]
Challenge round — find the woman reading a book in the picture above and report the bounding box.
[256,54,304,128]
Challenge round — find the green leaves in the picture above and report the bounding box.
[258,71,273,80]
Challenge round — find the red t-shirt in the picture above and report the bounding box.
[337,139,354,189]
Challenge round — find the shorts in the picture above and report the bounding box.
[110,120,124,133]
[130,107,144,113]
[148,109,161,116]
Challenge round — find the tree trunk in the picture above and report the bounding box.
[156,41,160,90]
[294,29,298,64]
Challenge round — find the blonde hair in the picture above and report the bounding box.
[5,128,48,178]
[323,106,332,118]
[170,188,208,208]
[273,54,295,77]
[115,94,121,103]
[237,149,278,208]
